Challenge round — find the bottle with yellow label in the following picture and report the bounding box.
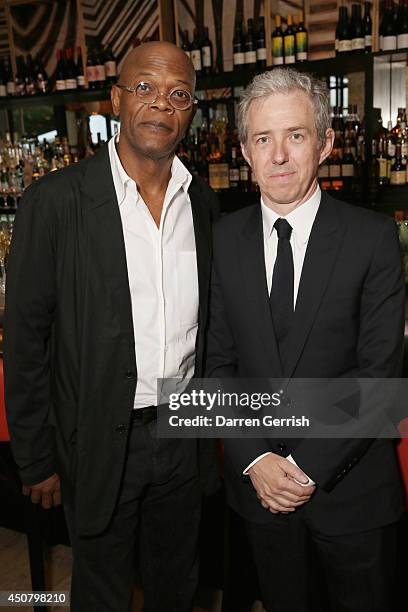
[296,11,308,62]
[390,143,406,185]
[272,15,284,65]
[284,14,296,64]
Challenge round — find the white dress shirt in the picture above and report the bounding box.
[244,186,321,485]
[108,135,198,409]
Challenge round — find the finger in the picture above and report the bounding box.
[281,478,316,497]
[31,489,42,504]
[41,492,53,510]
[269,489,311,504]
[282,460,310,485]
[271,495,303,509]
[269,503,295,513]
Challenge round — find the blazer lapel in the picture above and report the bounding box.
[283,193,343,378]
[80,145,135,344]
[239,205,282,376]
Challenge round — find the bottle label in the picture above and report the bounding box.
[397,33,408,49]
[229,168,240,182]
[329,163,341,177]
[0,85,6,97]
[318,164,329,178]
[245,50,257,64]
[351,38,365,50]
[202,46,212,67]
[402,143,408,159]
[296,51,308,61]
[296,32,308,53]
[65,78,77,89]
[209,163,229,190]
[191,49,202,70]
[390,170,406,185]
[77,75,85,87]
[104,60,117,77]
[272,55,284,65]
[95,64,106,81]
[184,50,191,59]
[240,166,249,181]
[382,36,397,51]
[338,39,352,52]
[256,48,267,61]
[341,163,354,177]
[56,80,66,91]
[233,52,245,65]
[6,81,15,95]
[284,34,295,60]
[218,163,230,189]
[86,66,96,82]
[388,143,396,157]
[272,38,283,60]
[377,157,388,178]
[365,35,372,47]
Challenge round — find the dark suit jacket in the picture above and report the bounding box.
[206,192,405,535]
[3,144,219,536]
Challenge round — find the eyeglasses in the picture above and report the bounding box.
[115,81,198,111]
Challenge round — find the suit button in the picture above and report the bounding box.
[115,424,127,434]
[125,370,135,379]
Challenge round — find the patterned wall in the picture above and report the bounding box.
[82,0,159,72]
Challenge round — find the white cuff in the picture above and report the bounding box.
[243,452,272,475]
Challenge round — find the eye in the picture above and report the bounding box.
[136,82,154,96]
[256,136,269,144]
[172,90,190,100]
[290,132,304,142]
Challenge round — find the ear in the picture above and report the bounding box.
[241,142,252,167]
[111,85,121,117]
[318,128,335,165]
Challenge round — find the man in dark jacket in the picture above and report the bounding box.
[4,42,218,612]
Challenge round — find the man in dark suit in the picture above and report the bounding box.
[206,67,405,612]
[4,42,218,611]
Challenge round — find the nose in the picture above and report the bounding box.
[149,91,174,114]
[271,140,289,165]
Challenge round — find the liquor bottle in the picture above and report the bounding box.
[104,45,117,84]
[55,50,66,91]
[24,54,36,95]
[5,58,15,96]
[344,106,358,159]
[351,3,365,53]
[376,137,390,185]
[398,0,408,49]
[233,21,245,68]
[229,145,240,190]
[36,57,49,93]
[237,148,250,192]
[341,139,355,190]
[272,15,284,65]
[363,2,372,52]
[245,18,257,68]
[76,47,85,89]
[399,110,408,165]
[65,48,77,90]
[381,0,397,51]
[284,14,296,64]
[386,119,396,171]
[94,45,106,88]
[181,30,191,59]
[337,6,351,54]
[295,11,308,62]
[390,143,406,184]
[86,48,97,89]
[15,56,26,96]
[0,61,6,98]
[190,29,202,75]
[201,26,213,74]
[256,16,267,68]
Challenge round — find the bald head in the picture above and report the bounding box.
[119,41,196,92]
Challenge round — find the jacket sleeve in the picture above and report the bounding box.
[3,181,57,486]
[291,217,405,490]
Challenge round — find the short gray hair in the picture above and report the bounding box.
[237,68,331,149]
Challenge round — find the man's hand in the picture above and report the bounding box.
[247,454,315,514]
[22,473,61,509]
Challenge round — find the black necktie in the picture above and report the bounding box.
[270,218,294,346]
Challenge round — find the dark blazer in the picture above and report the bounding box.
[3,144,219,536]
[206,192,405,535]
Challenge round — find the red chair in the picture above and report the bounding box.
[0,358,47,609]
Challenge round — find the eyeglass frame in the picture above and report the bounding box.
[115,81,198,111]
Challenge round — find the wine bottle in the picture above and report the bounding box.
[181,30,191,59]
[201,26,213,74]
[5,57,15,96]
[337,6,352,54]
[55,50,66,91]
[244,18,257,68]
[86,47,97,89]
[233,21,245,68]
[104,44,117,84]
[363,2,372,52]
[229,145,240,191]
[76,47,85,89]
[94,44,106,88]
[381,0,397,51]
[272,15,284,65]
[190,29,202,75]
[36,58,49,94]
[390,143,406,184]
[351,3,364,53]
[24,54,36,95]
[256,16,267,68]
[65,48,77,90]
[398,0,408,49]
[284,14,296,64]
[295,11,308,62]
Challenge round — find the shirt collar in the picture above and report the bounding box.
[261,185,321,244]
[108,134,192,206]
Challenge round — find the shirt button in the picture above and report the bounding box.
[125,370,135,379]
[115,424,127,434]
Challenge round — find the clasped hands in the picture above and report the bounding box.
[247,454,315,514]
